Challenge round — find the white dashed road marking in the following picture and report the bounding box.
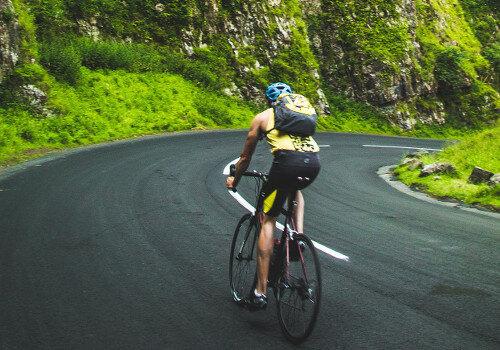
[363,145,441,151]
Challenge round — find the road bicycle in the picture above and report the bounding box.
[228,168,322,344]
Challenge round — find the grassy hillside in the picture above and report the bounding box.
[0,68,256,164]
[394,124,500,209]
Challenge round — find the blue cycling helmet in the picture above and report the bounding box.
[265,82,293,102]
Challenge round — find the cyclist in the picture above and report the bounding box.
[226,82,321,310]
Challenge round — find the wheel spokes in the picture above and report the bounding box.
[230,214,258,303]
[277,235,321,343]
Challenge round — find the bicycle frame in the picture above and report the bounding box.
[278,194,310,287]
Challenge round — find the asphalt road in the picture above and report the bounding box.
[0,131,498,349]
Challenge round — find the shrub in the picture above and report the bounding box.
[75,38,136,70]
[435,47,474,94]
[130,44,164,72]
[0,63,52,109]
[74,38,175,73]
[181,59,221,89]
[457,81,499,125]
[159,46,232,91]
[38,37,236,92]
[40,41,82,84]
[159,49,186,73]
[26,0,73,39]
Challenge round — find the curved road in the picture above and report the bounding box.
[0,131,498,349]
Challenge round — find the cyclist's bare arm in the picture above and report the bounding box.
[226,110,270,189]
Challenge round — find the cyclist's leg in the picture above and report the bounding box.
[289,152,321,233]
[255,213,276,296]
[255,167,288,296]
[293,190,305,233]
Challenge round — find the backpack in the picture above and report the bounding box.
[271,93,317,137]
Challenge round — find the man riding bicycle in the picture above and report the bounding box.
[225,82,321,310]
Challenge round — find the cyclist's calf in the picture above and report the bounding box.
[256,214,276,296]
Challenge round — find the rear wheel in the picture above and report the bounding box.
[229,213,259,304]
[276,234,321,343]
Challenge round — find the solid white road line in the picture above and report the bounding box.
[228,190,256,215]
[363,144,442,151]
[312,242,351,261]
[224,159,350,262]
[223,157,240,176]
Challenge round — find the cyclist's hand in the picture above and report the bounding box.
[226,176,236,191]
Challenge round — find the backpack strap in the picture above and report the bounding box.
[262,105,279,136]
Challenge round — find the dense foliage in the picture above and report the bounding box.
[25,0,193,44]
[18,0,322,102]
[6,0,496,121]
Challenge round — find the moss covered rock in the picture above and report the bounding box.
[0,0,20,83]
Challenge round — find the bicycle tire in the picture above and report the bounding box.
[229,213,259,304]
[276,234,321,343]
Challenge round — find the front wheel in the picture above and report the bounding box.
[229,213,259,304]
[276,234,322,344]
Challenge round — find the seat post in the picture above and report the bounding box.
[287,175,309,217]
[286,190,298,217]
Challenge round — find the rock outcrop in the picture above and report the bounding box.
[402,157,423,170]
[420,162,456,177]
[490,174,500,185]
[17,84,48,113]
[306,1,422,102]
[67,0,330,113]
[179,0,330,113]
[468,167,494,184]
[302,0,453,127]
[0,0,20,84]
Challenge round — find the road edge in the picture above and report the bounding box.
[378,165,500,219]
[0,129,246,182]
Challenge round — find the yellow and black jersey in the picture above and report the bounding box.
[265,109,320,154]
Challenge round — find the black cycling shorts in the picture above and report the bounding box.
[258,151,320,217]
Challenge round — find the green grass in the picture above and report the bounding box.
[394,123,500,209]
[0,68,257,164]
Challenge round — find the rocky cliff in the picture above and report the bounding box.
[179,1,329,111]
[305,0,498,127]
[0,0,20,84]
[2,0,498,128]
[62,0,329,112]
